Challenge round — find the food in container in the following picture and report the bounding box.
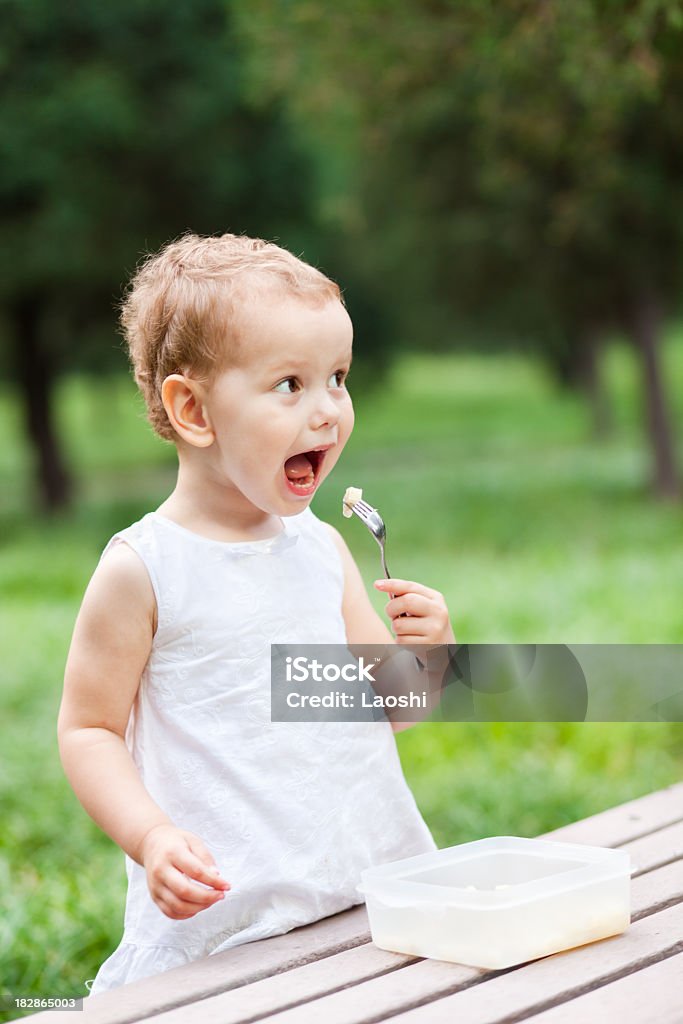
[357,835,631,969]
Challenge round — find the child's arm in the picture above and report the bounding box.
[324,525,455,731]
[58,543,230,919]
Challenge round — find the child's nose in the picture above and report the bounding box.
[309,390,341,429]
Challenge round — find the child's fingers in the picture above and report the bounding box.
[395,635,433,645]
[183,831,217,866]
[175,847,231,891]
[393,616,431,637]
[165,865,228,905]
[183,831,230,882]
[384,593,433,619]
[156,880,224,920]
[374,579,440,599]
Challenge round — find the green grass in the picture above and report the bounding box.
[1,339,682,1014]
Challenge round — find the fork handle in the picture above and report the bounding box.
[381,550,409,617]
[380,550,396,600]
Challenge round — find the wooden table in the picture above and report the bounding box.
[24,781,683,1024]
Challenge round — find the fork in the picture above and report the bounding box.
[349,499,392,580]
[347,498,411,616]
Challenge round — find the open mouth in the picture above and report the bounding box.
[283,448,328,494]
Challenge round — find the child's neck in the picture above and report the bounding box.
[156,460,283,544]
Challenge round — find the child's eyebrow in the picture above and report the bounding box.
[266,351,353,374]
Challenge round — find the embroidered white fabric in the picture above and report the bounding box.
[86,507,436,994]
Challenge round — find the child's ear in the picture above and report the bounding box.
[161,374,215,448]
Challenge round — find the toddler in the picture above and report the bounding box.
[58,233,456,994]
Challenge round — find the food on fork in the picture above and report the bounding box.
[342,486,363,518]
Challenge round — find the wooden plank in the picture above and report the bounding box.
[631,860,683,921]
[204,958,486,1024]
[148,944,428,1024]
[541,781,683,847]
[623,820,683,877]
[23,905,371,1024]
[527,951,683,1024]
[382,901,683,1024]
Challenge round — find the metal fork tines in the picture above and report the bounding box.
[349,499,391,579]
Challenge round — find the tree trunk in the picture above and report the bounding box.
[629,290,680,500]
[11,294,73,513]
[547,333,612,438]
[577,328,612,440]
[549,341,583,390]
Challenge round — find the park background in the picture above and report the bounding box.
[1,1,682,1012]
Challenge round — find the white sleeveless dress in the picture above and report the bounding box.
[87,507,436,994]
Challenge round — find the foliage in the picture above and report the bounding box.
[235,1,683,351]
[0,0,319,374]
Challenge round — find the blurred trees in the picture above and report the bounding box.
[236,0,683,498]
[2,0,683,508]
[0,0,316,511]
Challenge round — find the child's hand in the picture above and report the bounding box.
[140,824,231,920]
[374,579,456,646]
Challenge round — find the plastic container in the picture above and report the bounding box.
[357,836,631,969]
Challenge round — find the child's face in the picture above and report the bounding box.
[202,293,355,516]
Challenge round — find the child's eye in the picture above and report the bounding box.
[274,372,348,394]
[273,377,300,394]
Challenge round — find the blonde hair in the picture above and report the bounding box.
[120,232,343,441]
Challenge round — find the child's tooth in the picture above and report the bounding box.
[290,471,314,488]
